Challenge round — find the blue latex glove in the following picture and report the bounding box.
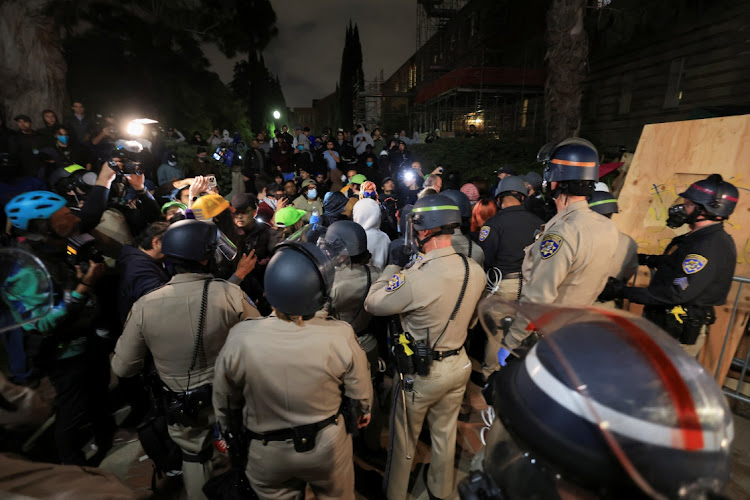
[497,347,511,367]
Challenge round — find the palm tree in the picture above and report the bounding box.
[544,0,588,143]
[0,0,67,124]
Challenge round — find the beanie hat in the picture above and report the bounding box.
[460,183,480,202]
[192,194,229,220]
[274,207,307,227]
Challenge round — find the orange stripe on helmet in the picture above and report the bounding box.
[551,158,597,167]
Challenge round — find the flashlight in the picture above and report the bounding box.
[126,121,144,136]
[403,170,416,183]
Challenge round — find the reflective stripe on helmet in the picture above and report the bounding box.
[551,158,597,167]
[411,204,459,213]
[589,199,617,208]
[691,183,716,196]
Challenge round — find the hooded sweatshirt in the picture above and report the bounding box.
[352,198,390,271]
[322,192,349,227]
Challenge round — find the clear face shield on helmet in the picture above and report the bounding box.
[216,228,238,261]
[286,224,351,270]
[403,212,421,260]
[465,297,733,500]
[0,248,55,334]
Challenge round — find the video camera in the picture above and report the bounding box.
[108,140,143,175]
[66,234,104,273]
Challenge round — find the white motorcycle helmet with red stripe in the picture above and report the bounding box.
[460,300,733,500]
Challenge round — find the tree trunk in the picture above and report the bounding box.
[544,0,588,143]
[0,0,67,126]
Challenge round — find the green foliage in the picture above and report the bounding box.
[409,138,545,184]
[230,53,287,135]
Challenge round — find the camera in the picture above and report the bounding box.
[412,339,433,376]
[109,140,144,175]
[66,234,104,273]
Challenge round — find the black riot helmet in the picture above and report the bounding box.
[325,220,368,257]
[410,194,461,231]
[460,300,733,500]
[588,190,619,217]
[440,189,471,221]
[679,174,739,219]
[264,242,336,317]
[162,219,237,262]
[496,175,528,202]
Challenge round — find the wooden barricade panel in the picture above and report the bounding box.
[612,115,750,384]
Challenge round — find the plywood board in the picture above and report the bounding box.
[612,115,750,384]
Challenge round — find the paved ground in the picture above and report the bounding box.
[98,377,750,500]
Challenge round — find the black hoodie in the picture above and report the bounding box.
[116,245,170,326]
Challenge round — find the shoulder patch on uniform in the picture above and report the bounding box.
[682,254,707,274]
[385,273,405,292]
[478,226,490,242]
[539,233,563,259]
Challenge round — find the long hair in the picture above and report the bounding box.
[471,198,497,233]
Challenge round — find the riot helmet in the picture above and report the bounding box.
[5,191,67,231]
[326,220,368,257]
[496,175,529,201]
[667,174,739,228]
[460,299,733,500]
[161,219,236,262]
[441,189,472,221]
[410,194,461,231]
[264,242,336,317]
[540,138,599,193]
[48,164,97,198]
[588,190,619,216]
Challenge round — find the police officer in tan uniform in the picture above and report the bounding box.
[497,139,620,364]
[442,189,485,266]
[365,194,486,500]
[213,241,372,500]
[589,191,638,309]
[112,220,259,499]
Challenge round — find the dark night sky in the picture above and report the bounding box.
[204,1,417,109]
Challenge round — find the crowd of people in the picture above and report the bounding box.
[0,101,741,500]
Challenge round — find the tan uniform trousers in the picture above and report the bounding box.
[167,409,220,500]
[483,278,521,379]
[387,349,472,500]
[246,417,354,500]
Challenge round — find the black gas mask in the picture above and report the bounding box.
[666,203,702,228]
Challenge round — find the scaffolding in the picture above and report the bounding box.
[354,71,384,129]
[416,0,470,52]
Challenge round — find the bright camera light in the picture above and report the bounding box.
[272,110,281,120]
[126,121,144,136]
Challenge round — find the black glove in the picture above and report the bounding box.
[638,253,657,268]
[598,277,626,302]
[388,244,412,267]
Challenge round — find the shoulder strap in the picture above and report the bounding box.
[188,278,212,373]
[350,265,372,324]
[467,236,473,258]
[431,253,470,350]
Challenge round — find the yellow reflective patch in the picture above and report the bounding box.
[539,234,563,259]
[386,273,405,292]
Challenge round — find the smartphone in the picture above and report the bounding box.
[207,175,217,188]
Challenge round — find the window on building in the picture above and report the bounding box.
[618,72,634,115]
[663,57,686,109]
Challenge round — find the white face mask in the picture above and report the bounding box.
[307,189,318,199]
[168,161,177,167]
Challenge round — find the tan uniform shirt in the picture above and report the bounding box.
[365,246,486,351]
[451,229,485,267]
[212,316,372,432]
[112,273,259,392]
[614,231,638,281]
[326,264,382,334]
[506,200,620,348]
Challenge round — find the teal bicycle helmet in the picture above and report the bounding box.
[5,191,67,231]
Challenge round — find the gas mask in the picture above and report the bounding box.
[666,203,702,228]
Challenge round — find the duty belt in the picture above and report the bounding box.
[246,414,338,445]
[433,347,462,361]
[502,272,522,280]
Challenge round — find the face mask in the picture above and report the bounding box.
[298,145,304,151]
[363,191,375,198]
[307,189,318,199]
[197,156,206,162]
[168,161,177,167]
[57,135,68,145]
[666,203,702,228]
[341,174,347,182]
[366,161,373,167]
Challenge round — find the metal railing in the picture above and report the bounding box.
[714,276,750,404]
